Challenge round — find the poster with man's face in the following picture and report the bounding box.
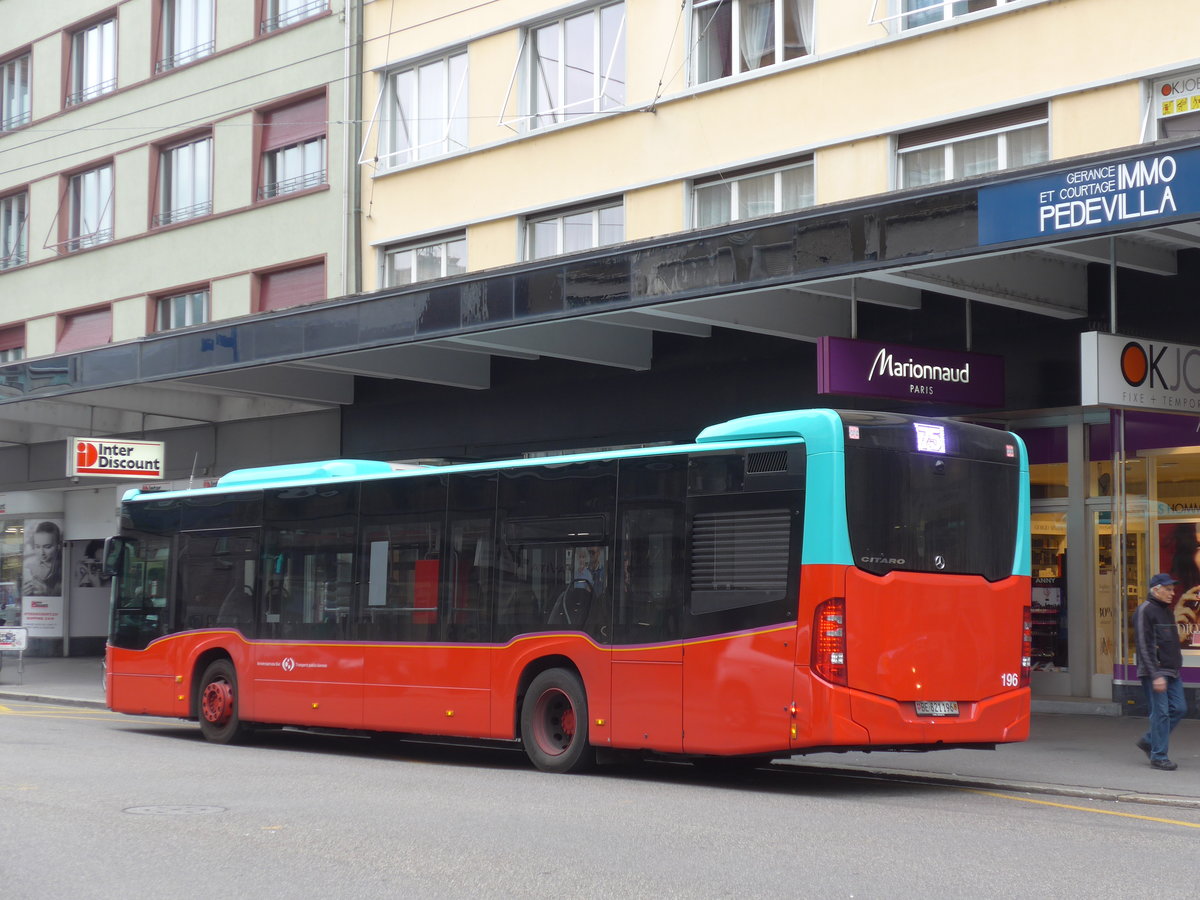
[23,518,63,598]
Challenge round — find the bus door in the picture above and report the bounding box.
[609,457,687,754]
[681,450,804,756]
[254,484,363,730]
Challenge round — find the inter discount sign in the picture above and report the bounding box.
[69,438,165,479]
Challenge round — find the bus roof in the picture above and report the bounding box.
[119,409,851,504]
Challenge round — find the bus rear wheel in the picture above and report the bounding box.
[198,659,249,744]
[520,668,594,774]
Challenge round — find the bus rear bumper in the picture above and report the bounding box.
[847,687,1031,746]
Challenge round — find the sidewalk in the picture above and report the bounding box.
[2,654,1197,807]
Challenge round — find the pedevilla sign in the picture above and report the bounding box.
[979,147,1200,245]
[817,337,1005,407]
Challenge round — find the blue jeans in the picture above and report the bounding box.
[1140,675,1186,761]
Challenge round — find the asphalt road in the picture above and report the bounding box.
[3,699,1198,899]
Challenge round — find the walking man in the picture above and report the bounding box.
[1135,573,1186,771]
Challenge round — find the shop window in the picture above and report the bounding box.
[258,95,327,199]
[897,105,1048,188]
[693,158,813,228]
[380,50,467,167]
[383,234,466,287]
[57,306,113,353]
[527,2,625,129]
[1,191,28,269]
[692,0,813,84]
[257,259,325,312]
[526,200,624,260]
[158,0,214,72]
[67,17,117,106]
[1,50,32,131]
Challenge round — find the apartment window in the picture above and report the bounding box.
[1,52,32,131]
[383,50,468,167]
[692,0,813,84]
[258,260,325,312]
[0,325,23,362]
[1,192,28,269]
[156,288,209,330]
[527,201,624,260]
[899,0,1012,30]
[529,2,625,129]
[259,95,327,199]
[67,18,117,106]
[384,235,466,287]
[58,307,113,353]
[693,158,814,227]
[261,0,328,34]
[897,105,1048,188]
[156,136,212,226]
[66,164,114,251]
[159,0,215,72]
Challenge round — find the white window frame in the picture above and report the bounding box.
[692,159,815,228]
[526,2,626,130]
[157,136,213,226]
[691,0,814,85]
[525,200,624,260]
[1,52,32,131]
[874,0,1020,32]
[158,0,215,72]
[382,235,467,288]
[0,346,23,363]
[897,119,1048,189]
[260,136,326,199]
[66,164,114,251]
[1,192,28,269]
[261,0,328,34]
[381,50,468,168]
[156,288,209,330]
[68,18,117,106]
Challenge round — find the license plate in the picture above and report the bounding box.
[915,701,959,717]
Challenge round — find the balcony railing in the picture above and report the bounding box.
[66,78,117,107]
[260,0,328,34]
[153,200,213,228]
[55,229,114,254]
[155,41,216,74]
[258,170,326,200]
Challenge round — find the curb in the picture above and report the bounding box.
[776,760,1200,810]
[0,691,106,710]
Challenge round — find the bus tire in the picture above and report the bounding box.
[197,659,249,745]
[520,668,594,774]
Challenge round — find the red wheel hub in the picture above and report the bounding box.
[533,688,576,756]
[201,679,233,726]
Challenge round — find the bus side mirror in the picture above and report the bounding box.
[102,536,127,578]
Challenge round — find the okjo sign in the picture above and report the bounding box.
[978,146,1200,245]
[1081,331,1200,411]
[817,337,1005,407]
[69,438,165,479]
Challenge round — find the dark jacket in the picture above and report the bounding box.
[1135,595,1183,679]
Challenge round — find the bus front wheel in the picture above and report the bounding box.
[197,659,249,744]
[520,668,594,774]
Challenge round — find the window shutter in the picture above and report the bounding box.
[0,323,24,351]
[898,104,1048,150]
[259,260,326,312]
[58,307,112,352]
[261,94,327,152]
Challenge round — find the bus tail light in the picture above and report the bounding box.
[814,597,847,685]
[1020,605,1032,687]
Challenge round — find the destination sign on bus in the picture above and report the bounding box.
[69,438,165,480]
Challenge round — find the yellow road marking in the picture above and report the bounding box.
[966,788,1200,829]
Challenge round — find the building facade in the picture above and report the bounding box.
[2,0,1199,715]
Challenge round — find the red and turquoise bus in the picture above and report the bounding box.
[105,408,1031,772]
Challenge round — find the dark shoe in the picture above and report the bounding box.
[1150,758,1178,771]
[1136,738,1152,758]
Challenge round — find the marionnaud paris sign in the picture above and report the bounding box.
[1081,331,1200,411]
[817,337,1005,407]
[68,438,165,479]
[979,146,1200,245]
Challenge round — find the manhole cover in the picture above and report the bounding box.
[123,805,226,816]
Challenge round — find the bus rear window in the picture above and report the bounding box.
[844,447,1018,582]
